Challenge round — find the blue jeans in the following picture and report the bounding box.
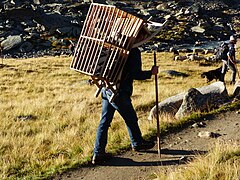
[220,60,236,83]
[93,88,143,155]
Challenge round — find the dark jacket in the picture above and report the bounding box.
[228,42,235,59]
[119,48,152,96]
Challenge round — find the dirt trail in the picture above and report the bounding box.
[54,110,240,180]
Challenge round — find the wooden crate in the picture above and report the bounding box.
[70,3,144,99]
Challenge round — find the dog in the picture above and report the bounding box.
[201,66,222,83]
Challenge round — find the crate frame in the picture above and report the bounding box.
[70,3,145,100]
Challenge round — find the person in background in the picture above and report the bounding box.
[220,35,237,85]
[92,28,158,165]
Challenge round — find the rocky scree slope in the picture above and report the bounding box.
[0,0,239,58]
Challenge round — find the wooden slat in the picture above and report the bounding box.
[108,48,120,79]
[72,4,101,71]
[88,5,111,74]
[83,5,105,73]
[72,3,96,68]
[104,16,130,79]
[106,8,120,42]
[108,47,121,80]
[108,11,124,45]
[110,49,128,82]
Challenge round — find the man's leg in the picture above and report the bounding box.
[112,93,155,151]
[93,89,115,156]
[110,93,143,147]
[112,92,150,149]
[228,61,237,84]
[220,60,228,82]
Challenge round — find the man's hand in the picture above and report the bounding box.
[151,66,158,75]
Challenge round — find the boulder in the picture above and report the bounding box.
[187,54,206,61]
[148,92,185,120]
[148,81,229,120]
[19,41,34,53]
[161,70,189,77]
[175,88,209,119]
[33,0,46,4]
[198,131,214,138]
[174,55,188,61]
[191,26,205,33]
[1,35,23,51]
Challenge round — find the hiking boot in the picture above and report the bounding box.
[132,140,155,152]
[92,153,112,165]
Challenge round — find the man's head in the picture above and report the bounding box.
[229,35,237,44]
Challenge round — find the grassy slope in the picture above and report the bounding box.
[0,49,239,179]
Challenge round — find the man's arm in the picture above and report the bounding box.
[129,48,158,80]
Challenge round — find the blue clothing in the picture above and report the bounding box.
[227,42,235,59]
[221,60,236,83]
[220,42,236,83]
[93,48,152,156]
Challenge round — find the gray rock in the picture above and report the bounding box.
[198,131,213,138]
[161,70,189,77]
[56,26,73,35]
[149,81,229,120]
[184,3,201,15]
[38,12,73,29]
[192,122,206,128]
[175,82,229,119]
[1,35,23,51]
[33,0,46,5]
[148,92,185,120]
[175,88,207,119]
[198,131,221,138]
[19,41,34,53]
[191,26,205,33]
[16,115,37,121]
[212,25,224,31]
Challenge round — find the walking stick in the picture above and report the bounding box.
[154,51,161,157]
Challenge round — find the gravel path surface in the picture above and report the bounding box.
[53,110,240,180]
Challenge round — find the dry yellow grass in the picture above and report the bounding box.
[157,142,240,180]
[0,49,239,179]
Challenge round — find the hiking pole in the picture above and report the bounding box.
[154,51,161,157]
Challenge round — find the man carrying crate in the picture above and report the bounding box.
[92,29,159,165]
